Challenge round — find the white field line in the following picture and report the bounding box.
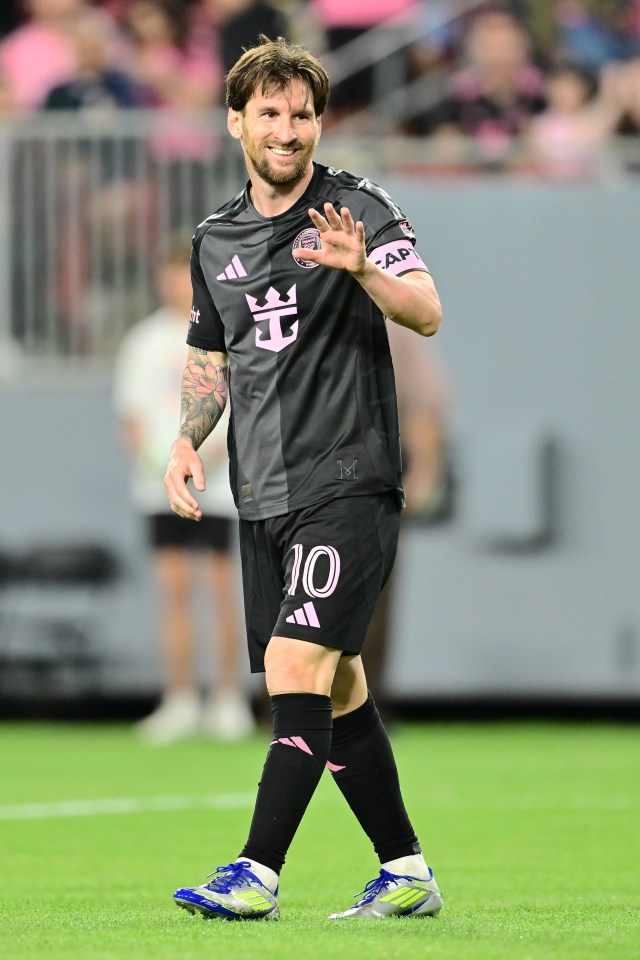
[0,792,255,822]
[0,792,636,823]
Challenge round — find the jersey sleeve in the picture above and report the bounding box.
[187,233,227,352]
[352,180,431,278]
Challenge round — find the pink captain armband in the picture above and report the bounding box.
[368,238,429,276]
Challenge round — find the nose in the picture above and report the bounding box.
[273,115,296,143]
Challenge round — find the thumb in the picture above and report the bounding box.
[191,457,206,491]
[293,247,321,261]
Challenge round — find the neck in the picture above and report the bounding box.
[248,162,315,218]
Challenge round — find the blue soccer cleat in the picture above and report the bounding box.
[174,860,279,920]
[329,866,443,919]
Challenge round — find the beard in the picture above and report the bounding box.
[243,136,318,187]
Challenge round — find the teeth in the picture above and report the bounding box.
[270,148,295,156]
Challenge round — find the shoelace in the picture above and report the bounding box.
[354,869,413,905]
[205,860,260,894]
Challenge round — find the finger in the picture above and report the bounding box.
[340,206,355,231]
[170,496,202,521]
[355,220,365,244]
[165,471,200,511]
[292,247,322,261]
[324,202,343,229]
[191,460,206,492]
[308,207,330,232]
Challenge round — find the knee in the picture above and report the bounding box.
[264,636,339,696]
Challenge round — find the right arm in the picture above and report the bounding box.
[164,346,229,521]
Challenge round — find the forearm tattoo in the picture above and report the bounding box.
[178,348,229,450]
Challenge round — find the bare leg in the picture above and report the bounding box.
[200,548,254,739]
[154,547,194,691]
[200,549,242,690]
[137,547,200,743]
[331,654,369,717]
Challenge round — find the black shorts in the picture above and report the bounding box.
[239,493,400,673]
[148,513,233,552]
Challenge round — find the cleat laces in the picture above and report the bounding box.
[204,861,260,894]
[353,869,415,906]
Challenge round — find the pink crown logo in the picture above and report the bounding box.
[245,284,299,353]
[245,285,297,314]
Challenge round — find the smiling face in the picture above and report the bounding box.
[227,79,322,189]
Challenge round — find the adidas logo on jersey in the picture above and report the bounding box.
[217,255,247,281]
[286,601,320,628]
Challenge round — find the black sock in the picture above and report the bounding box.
[328,693,421,863]
[239,692,333,874]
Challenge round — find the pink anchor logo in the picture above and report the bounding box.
[245,285,298,353]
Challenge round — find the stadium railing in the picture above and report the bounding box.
[0,109,638,373]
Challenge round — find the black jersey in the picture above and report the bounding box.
[188,162,430,521]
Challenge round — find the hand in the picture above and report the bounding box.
[293,203,367,276]
[164,438,206,521]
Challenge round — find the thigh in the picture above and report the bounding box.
[239,518,284,673]
[273,494,401,659]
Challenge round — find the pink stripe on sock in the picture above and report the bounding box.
[326,761,346,772]
[290,736,313,755]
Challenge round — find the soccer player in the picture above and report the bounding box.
[164,36,443,921]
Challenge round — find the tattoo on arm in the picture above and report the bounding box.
[178,349,229,450]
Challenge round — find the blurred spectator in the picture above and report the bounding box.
[124,0,219,109]
[0,0,118,111]
[363,321,451,716]
[611,56,640,172]
[409,0,463,80]
[44,11,139,111]
[203,0,289,77]
[0,67,17,114]
[525,62,613,178]
[311,0,417,121]
[113,237,254,745]
[413,9,546,168]
[124,0,222,231]
[0,1,22,39]
[553,0,635,70]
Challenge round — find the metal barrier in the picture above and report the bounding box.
[0,109,243,365]
[1,109,638,370]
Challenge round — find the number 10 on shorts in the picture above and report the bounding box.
[287,544,341,599]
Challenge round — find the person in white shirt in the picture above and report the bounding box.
[113,237,254,744]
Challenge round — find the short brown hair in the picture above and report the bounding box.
[226,36,330,117]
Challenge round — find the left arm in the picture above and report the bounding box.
[292,202,442,337]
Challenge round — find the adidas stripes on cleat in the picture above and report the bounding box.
[173,861,279,920]
[329,867,443,920]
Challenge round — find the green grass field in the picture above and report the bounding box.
[1,720,638,960]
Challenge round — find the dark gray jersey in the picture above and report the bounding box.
[188,162,430,521]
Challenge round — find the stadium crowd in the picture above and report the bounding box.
[0,0,639,176]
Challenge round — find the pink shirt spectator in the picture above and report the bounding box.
[135,41,219,110]
[312,0,418,29]
[139,41,222,160]
[0,23,76,110]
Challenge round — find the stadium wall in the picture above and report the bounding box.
[1,181,639,702]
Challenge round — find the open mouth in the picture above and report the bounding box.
[268,147,299,158]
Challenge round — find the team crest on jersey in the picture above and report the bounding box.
[399,219,415,240]
[246,285,299,353]
[292,228,321,269]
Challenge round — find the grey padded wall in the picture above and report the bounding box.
[385,181,640,697]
